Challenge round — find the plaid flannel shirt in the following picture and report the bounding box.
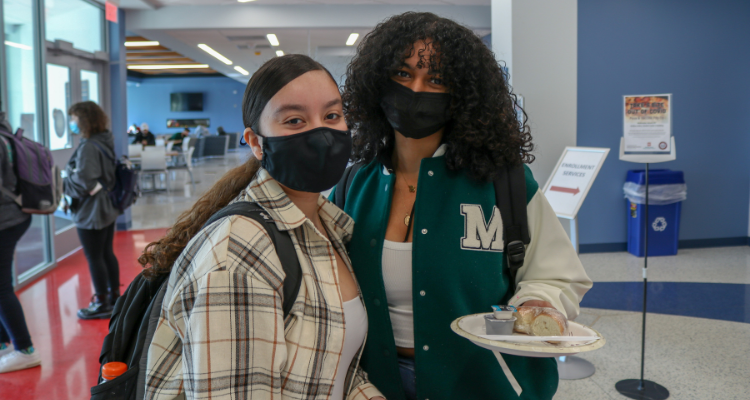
[144,169,383,400]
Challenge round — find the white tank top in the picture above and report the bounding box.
[332,297,367,400]
[382,240,414,348]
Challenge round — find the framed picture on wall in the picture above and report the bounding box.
[167,119,210,128]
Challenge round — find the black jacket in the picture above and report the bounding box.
[64,131,120,229]
[132,131,156,146]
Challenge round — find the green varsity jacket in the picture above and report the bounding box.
[330,148,592,400]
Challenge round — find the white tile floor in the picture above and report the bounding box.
[557,308,750,400]
[130,149,253,230]
[129,152,750,400]
[580,247,750,284]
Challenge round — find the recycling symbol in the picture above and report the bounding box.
[652,217,667,232]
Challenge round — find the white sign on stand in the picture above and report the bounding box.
[543,147,610,219]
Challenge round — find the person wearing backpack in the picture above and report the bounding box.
[139,55,384,400]
[0,113,40,373]
[330,13,593,400]
[63,101,122,320]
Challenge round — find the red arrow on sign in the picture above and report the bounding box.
[550,186,580,195]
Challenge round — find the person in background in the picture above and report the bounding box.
[64,101,122,320]
[216,126,227,135]
[168,127,190,150]
[0,112,40,373]
[194,124,210,137]
[333,12,591,400]
[132,122,156,146]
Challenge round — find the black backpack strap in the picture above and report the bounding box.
[90,141,115,162]
[202,202,302,316]
[494,164,531,290]
[134,278,169,400]
[333,163,363,210]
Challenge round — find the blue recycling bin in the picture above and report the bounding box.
[626,170,684,257]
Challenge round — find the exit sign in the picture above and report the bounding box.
[106,1,118,23]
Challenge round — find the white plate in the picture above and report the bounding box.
[451,313,606,358]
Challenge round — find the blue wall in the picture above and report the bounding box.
[127,76,247,135]
[577,0,750,249]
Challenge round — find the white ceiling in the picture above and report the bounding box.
[143,0,490,7]
[157,27,373,80]
[119,0,490,9]
[123,0,491,81]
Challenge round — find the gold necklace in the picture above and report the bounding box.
[399,173,417,226]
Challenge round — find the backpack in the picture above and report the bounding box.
[0,127,62,214]
[334,163,530,291]
[91,201,302,400]
[90,142,140,212]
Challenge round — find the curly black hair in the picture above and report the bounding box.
[343,12,534,182]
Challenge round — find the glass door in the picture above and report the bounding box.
[45,52,106,262]
[3,0,55,285]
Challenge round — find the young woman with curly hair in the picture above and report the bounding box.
[331,12,592,400]
[141,55,384,400]
[64,101,122,320]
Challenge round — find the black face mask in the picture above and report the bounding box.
[258,126,352,193]
[380,79,451,139]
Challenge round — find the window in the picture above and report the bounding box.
[45,0,104,54]
[3,0,41,142]
[80,69,99,103]
[3,0,52,281]
[47,63,71,150]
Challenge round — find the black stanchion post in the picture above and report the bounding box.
[615,163,670,400]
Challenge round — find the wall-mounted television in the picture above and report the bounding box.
[170,92,203,112]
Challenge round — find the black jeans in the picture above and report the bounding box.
[0,217,33,349]
[77,222,120,297]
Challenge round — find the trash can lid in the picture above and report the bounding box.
[626,169,684,185]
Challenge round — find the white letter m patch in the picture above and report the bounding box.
[460,204,503,252]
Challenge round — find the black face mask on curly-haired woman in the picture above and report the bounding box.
[333,11,592,400]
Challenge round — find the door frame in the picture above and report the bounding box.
[45,42,111,267]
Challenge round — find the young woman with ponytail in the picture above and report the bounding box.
[142,55,384,400]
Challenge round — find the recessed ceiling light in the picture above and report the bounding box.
[198,44,232,65]
[267,34,280,47]
[276,50,284,57]
[234,66,250,76]
[127,64,209,70]
[124,41,160,47]
[237,0,256,2]
[4,40,32,50]
[346,33,359,46]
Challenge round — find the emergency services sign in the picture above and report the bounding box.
[543,147,609,219]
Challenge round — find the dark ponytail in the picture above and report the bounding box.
[140,54,335,278]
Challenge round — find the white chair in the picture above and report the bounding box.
[168,147,196,191]
[155,138,166,147]
[140,147,170,193]
[173,136,190,166]
[166,141,174,153]
[128,144,142,158]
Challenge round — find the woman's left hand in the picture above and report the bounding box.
[521,300,554,309]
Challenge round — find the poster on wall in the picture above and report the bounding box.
[623,94,671,153]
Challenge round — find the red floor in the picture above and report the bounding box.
[0,228,168,399]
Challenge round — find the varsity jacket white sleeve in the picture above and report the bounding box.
[508,189,593,320]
